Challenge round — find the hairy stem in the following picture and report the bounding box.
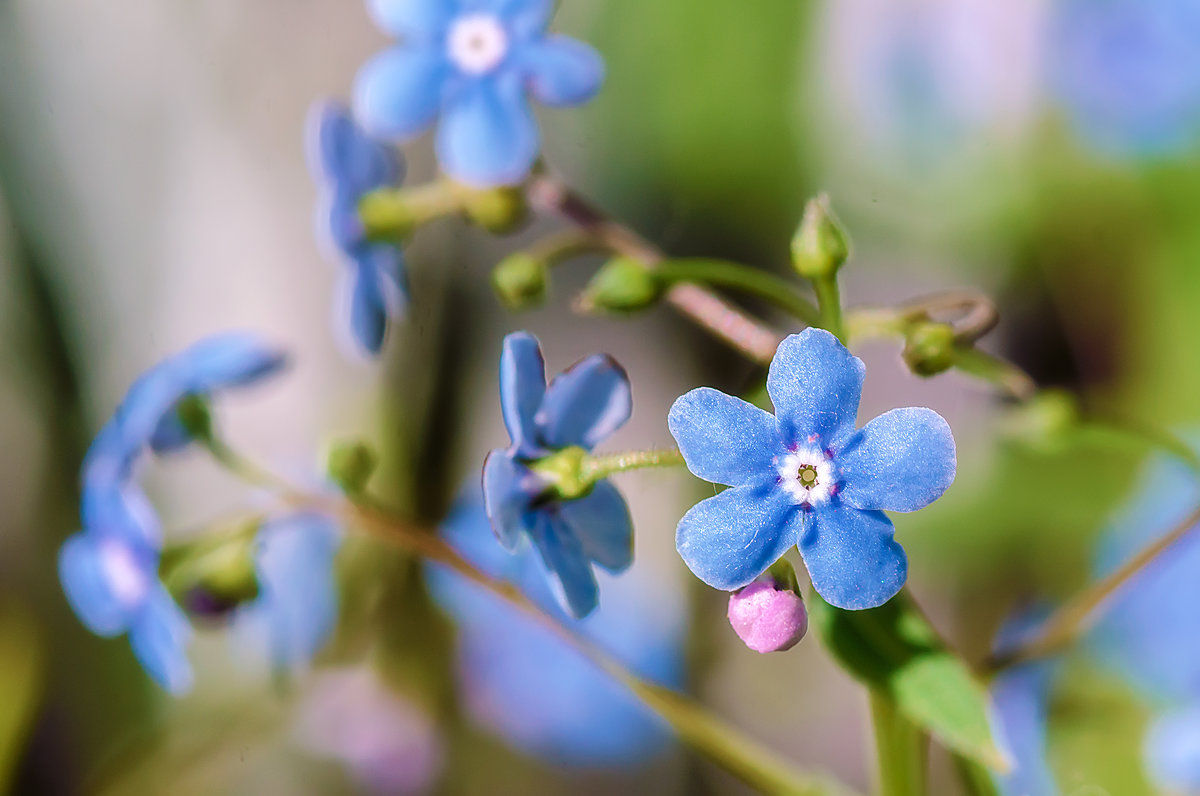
[811,276,845,341]
[657,258,820,325]
[583,447,688,481]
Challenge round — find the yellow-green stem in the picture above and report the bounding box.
[870,689,928,796]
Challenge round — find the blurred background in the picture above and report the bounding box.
[1,0,1198,793]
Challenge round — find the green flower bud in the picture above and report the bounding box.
[463,186,528,234]
[175,393,214,441]
[491,253,549,311]
[358,189,417,240]
[580,257,664,314]
[327,439,378,496]
[902,322,959,377]
[791,194,849,280]
[528,445,592,501]
[1004,389,1080,453]
[164,530,261,618]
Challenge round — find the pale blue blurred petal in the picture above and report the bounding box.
[129,589,194,695]
[556,479,632,572]
[355,46,450,141]
[538,353,631,451]
[498,331,546,456]
[435,75,539,186]
[519,36,604,106]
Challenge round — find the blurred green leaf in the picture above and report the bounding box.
[809,590,1006,771]
[0,603,41,790]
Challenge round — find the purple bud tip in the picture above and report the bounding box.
[727,581,808,654]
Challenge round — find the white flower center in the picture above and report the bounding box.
[98,538,151,609]
[446,14,509,75]
[777,448,836,507]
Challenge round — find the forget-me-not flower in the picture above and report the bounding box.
[989,613,1060,796]
[1050,0,1200,157]
[428,497,683,767]
[354,0,604,187]
[668,328,956,610]
[307,101,408,355]
[60,332,287,692]
[482,331,633,619]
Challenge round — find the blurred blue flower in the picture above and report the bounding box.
[482,331,633,618]
[1050,0,1200,157]
[232,513,343,670]
[428,498,683,767]
[668,328,956,610]
[307,101,408,356]
[1090,450,1200,791]
[989,613,1060,796]
[61,332,286,692]
[354,0,604,186]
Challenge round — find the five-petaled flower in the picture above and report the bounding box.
[482,331,633,618]
[307,101,408,356]
[60,332,288,693]
[354,0,605,187]
[668,328,956,611]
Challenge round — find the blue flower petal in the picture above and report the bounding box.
[174,331,289,392]
[148,412,193,454]
[365,0,454,40]
[483,0,553,40]
[556,480,632,572]
[79,483,162,550]
[348,263,390,355]
[1146,705,1200,793]
[530,514,599,618]
[482,450,541,550]
[675,482,799,591]
[307,101,404,194]
[836,407,956,513]
[435,74,540,187]
[129,588,194,695]
[59,533,141,637]
[355,46,450,141]
[519,36,605,106]
[990,662,1058,796]
[498,331,547,456]
[798,502,906,610]
[767,328,864,447]
[668,387,784,487]
[538,354,631,451]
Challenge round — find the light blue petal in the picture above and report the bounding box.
[79,483,162,551]
[675,482,799,591]
[537,354,630,451]
[354,46,449,142]
[530,515,598,618]
[249,514,342,669]
[482,450,541,550]
[836,407,956,513]
[1146,705,1200,793]
[365,0,454,40]
[435,75,540,187]
[519,36,604,106]
[668,387,783,487]
[175,331,289,392]
[105,363,187,458]
[307,100,404,193]
[556,479,632,572]
[59,533,141,637]
[990,663,1058,796]
[767,328,864,448]
[148,411,192,454]
[478,0,552,40]
[498,331,547,456]
[348,263,390,355]
[129,588,194,695]
[798,502,906,610]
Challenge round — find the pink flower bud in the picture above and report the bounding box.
[727,581,808,653]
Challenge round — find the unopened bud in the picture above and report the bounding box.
[580,257,663,314]
[728,563,808,653]
[791,194,849,280]
[327,439,378,496]
[491,253,548,311]
[171,533,261,620]
[902,321,959,377]
[463,186,528,234]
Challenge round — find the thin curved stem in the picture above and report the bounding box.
[527,173,784,365]
[656,258,820,325]
[583,447,688,481]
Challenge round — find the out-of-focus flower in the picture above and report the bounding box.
[354,0,604,186]
[669,328,956,610]
[989,614,1060,796]
[231,513,343,671]
[307,101,407,356]
[296,666,443,793]
[60,333,286,692]
[427,498,684,767]
[482,331,633,618]
[1090,451,1200,792]
[1049,0,1200,158]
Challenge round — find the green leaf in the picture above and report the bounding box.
[0,604,41,790]
[809,590,1008,771]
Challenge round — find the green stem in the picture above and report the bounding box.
[529,229,611,266]
[1079,415,1200,475]
[811,276,845,341]
[952,348,1038,402]
[987,502,1200,672]
[870,689,928,796]
[202,438,844,795]
[583,447,687,481]
[656,258,821,325]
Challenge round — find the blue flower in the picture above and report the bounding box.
[428,497,683,767]
[668,328,956,610]
[482,331,633,619]
[61,332,287,692]
[231,513,343,670]
[1089,449,1200,791]
[354,0,604,187]
[1050,0,1200,157]
[307,101,408,356]
[989,614,1060,796]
